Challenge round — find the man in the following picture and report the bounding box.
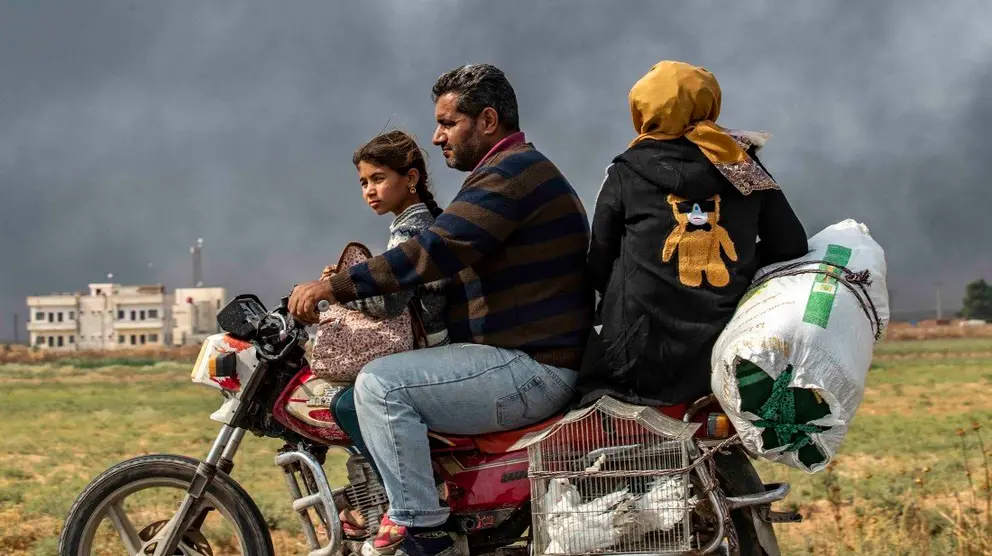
[290,64,593,556]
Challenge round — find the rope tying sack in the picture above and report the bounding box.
[744,259,884,340]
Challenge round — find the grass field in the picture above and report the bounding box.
[0,338,989,555]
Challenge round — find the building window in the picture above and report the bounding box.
[35,336,44,346]
[140,310,146,321]
[95,289,102,295]
[131,310,136,321]
[148,309,158,319]
[130,335,136,345]
[48,312,54,323]
[48,337,54,347]
[118,310,124,320]
[149,334,158,343]
[57,312,63,322]
[139,334,146,345]
[34,312,43,321]
[68,311,74,320]
[119,335,125,344]
[69,335,74,344]
[57,336,64,347]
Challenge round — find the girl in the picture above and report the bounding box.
[322,131,449,550]
[321,130,448,347]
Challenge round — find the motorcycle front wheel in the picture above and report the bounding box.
[58,453,274,556]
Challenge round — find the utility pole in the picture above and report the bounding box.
[935,281,943,321]
[191,238,204,288]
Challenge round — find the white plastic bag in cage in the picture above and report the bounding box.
[711,220,889,473]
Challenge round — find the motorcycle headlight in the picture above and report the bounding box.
[191,341,211,379]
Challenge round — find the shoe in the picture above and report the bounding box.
[397,526,459,556]
[340,508,369,540]
[371,515,407,555]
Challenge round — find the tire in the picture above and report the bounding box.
[58,453,274,556]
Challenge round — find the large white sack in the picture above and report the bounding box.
[711,219,889,472]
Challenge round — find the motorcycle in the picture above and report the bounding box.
[59,294,799,556]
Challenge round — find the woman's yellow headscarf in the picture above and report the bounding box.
[628,61,778,194]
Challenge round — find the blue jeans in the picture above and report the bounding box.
[354,343,577,527]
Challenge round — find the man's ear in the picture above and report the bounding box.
[480,107,500,136]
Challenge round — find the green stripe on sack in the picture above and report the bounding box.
[802,244,853,328]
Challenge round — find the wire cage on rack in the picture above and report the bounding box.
[515,396,702,556]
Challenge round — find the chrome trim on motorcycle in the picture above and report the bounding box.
[683,394,718,423]
[692,454,727,555]
[205,425,236,465]
[221,428,246,462]
[276,449,341,556]
[726,483,790,510]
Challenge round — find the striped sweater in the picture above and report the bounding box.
[330,141,593,369]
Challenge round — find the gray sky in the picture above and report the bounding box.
[2,0,990,341]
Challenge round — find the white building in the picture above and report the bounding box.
[172,287,228,346]
[25,292,79,350]
[27,283,227,351]
[27,283,173,351]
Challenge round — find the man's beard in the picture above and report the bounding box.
[445,135,487,172]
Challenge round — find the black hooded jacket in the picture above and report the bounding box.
[578,137,808,406]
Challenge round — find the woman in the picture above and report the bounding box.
[323,131,448,547]
[580,61,809,407]
[321,130,448,347]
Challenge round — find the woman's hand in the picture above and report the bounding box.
[319,264,336,281]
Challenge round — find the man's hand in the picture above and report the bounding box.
[289,279,335,325]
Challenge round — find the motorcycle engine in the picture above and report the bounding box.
[339,454,389,535]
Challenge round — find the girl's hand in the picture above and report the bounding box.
[319,265,336,281]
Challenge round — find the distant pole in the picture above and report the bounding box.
[191,238,204,288]
[935,282,943,320]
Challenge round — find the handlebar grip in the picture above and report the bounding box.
[317,300,331,313]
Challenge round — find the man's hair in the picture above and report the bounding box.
[431,64,520,132]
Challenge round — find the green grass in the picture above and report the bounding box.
[873,337,992,355]
[0,344,990,555]
[58,357,162,369]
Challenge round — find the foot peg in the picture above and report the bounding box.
[759,508,803,523]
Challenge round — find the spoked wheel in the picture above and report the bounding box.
[59,454,273,556]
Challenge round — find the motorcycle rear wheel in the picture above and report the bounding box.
[59,453,274,556]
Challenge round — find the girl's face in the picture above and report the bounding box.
[357,160,419,216]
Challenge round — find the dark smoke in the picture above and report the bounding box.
[1,1,989,340]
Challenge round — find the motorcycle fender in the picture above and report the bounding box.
[714,447,782,556]
[209,397,242,425]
